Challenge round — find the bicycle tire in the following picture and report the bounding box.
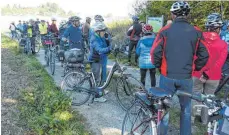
[27,40,32,55]
[122,101,153,135]
[61,71,92,106]
[50,51,55,75]
[116,76,144,111]
[34,41,40,53]
[45,51,49,66]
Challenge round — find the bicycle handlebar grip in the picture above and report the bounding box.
[191,93,204,102]
[176,90,192,97]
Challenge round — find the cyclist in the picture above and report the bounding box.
[62,16,84,50]
[17,20,23,32]
[90,15,112,86]
[82,17,91,48]
[39,20,48,54]
[9,22,16,39]
[88,22,112,102]
[127,16,142,66]
[192,13,228,124]
[136,24,156,87]
[49,17,59,37]
[150,1,209,135]
[27,19,38,54]
[22,21,28,36]
[222,22,229,76]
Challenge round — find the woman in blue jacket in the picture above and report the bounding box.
[88,22,112,102]
[136,24,156,87]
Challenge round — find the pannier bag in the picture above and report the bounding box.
[64,48,84,63]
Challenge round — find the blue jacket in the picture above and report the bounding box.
[22,24,28,34]
[222,30,229,51]
[63,25,84,49]
[89,33,111,62]
[136,34,155,69]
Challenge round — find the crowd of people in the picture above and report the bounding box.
[8,1,229,134]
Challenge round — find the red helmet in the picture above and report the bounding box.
[142,24,153,33]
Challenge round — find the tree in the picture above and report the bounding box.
[133,1,229,29]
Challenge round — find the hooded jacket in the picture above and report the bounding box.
[136,34,156,69]
[193,32,228,80]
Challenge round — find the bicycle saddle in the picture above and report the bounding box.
[148,87,172,98]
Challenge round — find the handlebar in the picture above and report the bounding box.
[175,90,223,109]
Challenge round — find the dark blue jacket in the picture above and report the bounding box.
[63,25,84,49]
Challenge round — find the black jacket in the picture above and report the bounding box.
[150,18,209,79]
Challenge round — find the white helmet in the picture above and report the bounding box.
[51,17,57,21]
[92,22,107,32]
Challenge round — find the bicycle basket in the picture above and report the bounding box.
[64,48,84,63]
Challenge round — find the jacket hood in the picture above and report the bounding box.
[203,32,220,42]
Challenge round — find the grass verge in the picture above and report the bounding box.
[2,34,90,135]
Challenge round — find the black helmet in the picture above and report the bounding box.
[205,13,223,29]
[170,1,190,16]
[71,16,81,21]
[94,15,104,22]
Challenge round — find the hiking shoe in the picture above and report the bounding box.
[94,97,107,103]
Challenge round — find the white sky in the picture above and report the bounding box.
[1,0,136,17]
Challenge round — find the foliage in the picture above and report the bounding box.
[1,3,76,17]
[1,34,90,135]
[132,1,229,29]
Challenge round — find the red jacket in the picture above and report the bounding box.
[193,32,228,80]
[49,23,59,36]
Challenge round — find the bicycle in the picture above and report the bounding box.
[60,41,87,77]
[34,33,41,53]
[61,46,144,110]
[121,75,229,135]
[24,33,32,55]
[43,34,58,75]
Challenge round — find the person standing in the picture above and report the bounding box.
[136,24,156,87]
[9,22,16,39]
[83,17,91,48]
[192,13,228,124]
[150,1,209,135]
[127,16,142,66]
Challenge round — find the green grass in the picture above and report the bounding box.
[2,34,90,135]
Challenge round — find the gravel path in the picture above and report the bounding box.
[35,49,163,135]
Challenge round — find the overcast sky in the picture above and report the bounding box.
[1,0,136,17]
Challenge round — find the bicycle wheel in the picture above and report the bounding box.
[61,71,92,106]
[122,101,154,135]
[116,75,144,111]
[45,50,50,66]
[50,51,55,75]
[27,40,32,55]
[34,41,40,53]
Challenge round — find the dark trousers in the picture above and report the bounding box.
[140,68,156,87]
[159,75,193,135]
[128,41,138,63]
[30,37,35,53]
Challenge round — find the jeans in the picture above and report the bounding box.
[100,57,107,83]
[140,68,156,87]
[11,30,16,39]
[159,75,193,135]
[128,41,138,63]
[91,62,101,85]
